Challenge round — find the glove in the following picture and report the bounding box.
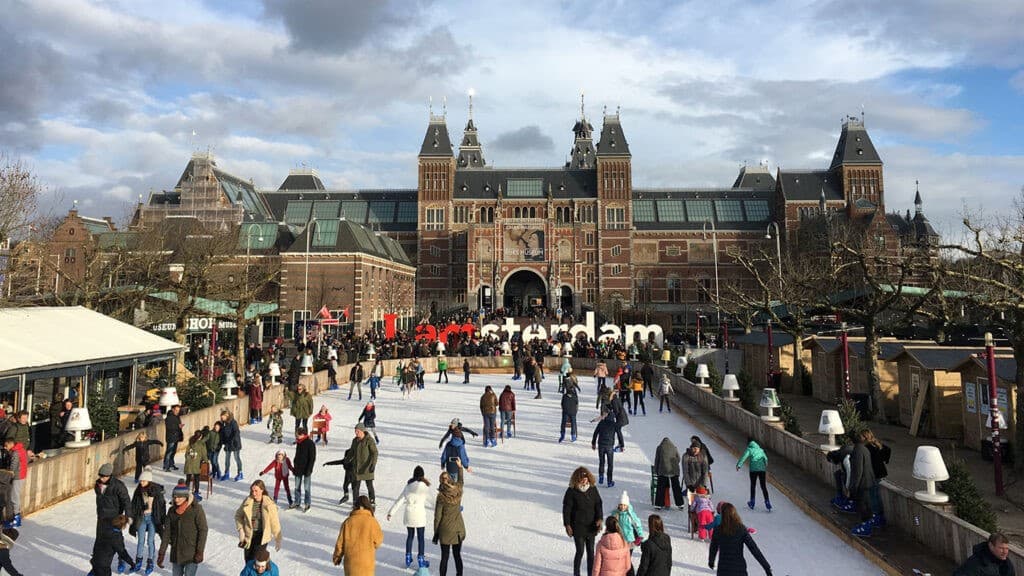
[194,552,203,564]
[565,526,573,537]
[275,539,282,552]
[634,537,642,546]
[238,541,246,548]
[709,563,715,570]
[432,535,439,545]
[157,552,165,569]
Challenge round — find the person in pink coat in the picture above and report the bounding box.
[593,515,632,576]
[313,405,333,445]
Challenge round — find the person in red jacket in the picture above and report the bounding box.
[2,437,27,528]
[498,385,516,439]
[248,375,264,425]
[259,451,294,507]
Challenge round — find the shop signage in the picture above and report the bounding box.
[151,317,239,332]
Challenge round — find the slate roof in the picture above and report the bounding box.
[278,172,326,191]
[596,114,630,156]
[777,170,843,202]
[830,119,882,169]
[80,216,115,235]
[419,117,454,157]
[953,356,1017,383]
[732,331,796,347]
[285,218,413,266]
[452,168,596,200]
[895,347,983,371]
[804,337,843,354]
[732,165,776,190]
[261,190,418,233]
[848,341,906,360]
[631,189,774,231]
[457,118,487,169]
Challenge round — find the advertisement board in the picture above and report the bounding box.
[503,227,545,261]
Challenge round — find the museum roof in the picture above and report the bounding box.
[777,169,844,202]
[631,189,774,231]
[284,218,413,265]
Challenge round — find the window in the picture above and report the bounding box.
[292,310,311,339]
[667,276,682,303]
[557,206,574,224]
[697,278,712,303]
[686,200,713,222]
[425,208,445,230]
[611,264,622,275]
[656,200,685,222]
[611,245,621,257]
[635,277,651,304]
[506,178,544,197]
[578,205,595,223]
[368,201,395,224]
[715,200,743,222]
[633,200,655,222]
[530,207,537,219]
[744,200,770,222]
[666,245,680,257]
[586,251,595,264]
[453,206,468,224]
[429,245,441,257]
[396,202,418,223]
[64,247,76,263]
[341,201,368,224]
[285,200,313,225]
[313,201,339,220]
[606,207,626,229]
[586,271,595,285]
[586,232,595,246]
[479,207,494,223]
[431,265,442,275]
[312,219,339,247]
[585,288,596,303]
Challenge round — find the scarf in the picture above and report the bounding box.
[175,500,190,516]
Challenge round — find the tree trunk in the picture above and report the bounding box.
[235,309,248,375]
[862,315,885,423]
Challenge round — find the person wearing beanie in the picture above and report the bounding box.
[239,548,280,576]
[350,423,378,505]
[615,490,645,567]
[94,461,131,572]
[89,514,135,576]
[129,468,166,575]
[183,430,208,502]
[158,479,208,574]
[690,486,715,541]
[333,495,384,575]
[0,527,24,576]
[121,431,163,484]
[440,427,472,484]
[387,465,432,568]
[437,419,478,449]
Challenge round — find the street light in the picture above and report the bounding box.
[701,220,721,330]
[765,221,783,294]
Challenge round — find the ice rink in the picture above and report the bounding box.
[17,371,883,575]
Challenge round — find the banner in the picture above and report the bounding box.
[503,227,545,261]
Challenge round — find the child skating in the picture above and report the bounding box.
[313,405,332,445]
[259,451,294,507]
[737,437,771,511]
[267,405,284,444]
[691,486,715,541]
[357,402,379,444]
[615,491,645,563]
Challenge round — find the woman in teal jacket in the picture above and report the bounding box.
[736,437,771,512]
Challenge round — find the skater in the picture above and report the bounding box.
[441,429,472,482]
[332,495,384,575]
[183,430,208,501]
[415,358,426,389]
[562,466,603,576]
[1,437,24,528]
[259,451,294,506]
[327,354,339,390]
[847,431,876,537]
[658,376,673,413]
[691,486,715,541]
[234,479,282,563]
[128,468,166,575]
[387,465,432,569]
[559,385,579,443]
[291,427,316,512]
[220,410,244,482]
[862,429,891,528]
[594,360,609,392]
[162,404,184,471]
[438,419,479,448]
[691,436,715,469]
[206,421,222,482]
[349,362,365,400]
[239,549,280,576]
[953,532,1014,576]
[437,355,449,383]
[653,437,684,510]
[736,437,770,512]
[248,375,264,424]
[479,386,499,447]
[323,445,357,504]
[368,359,383,399]
[498,386,516,439]
[636,515,671,576]
[433,459,466,576]
[95,462,131,544]
[641,362,655,398]
[357,402,380,443]
[708,503,771,576]
[683,440,710,496]
[0,528,23,576]
[350,423,378,505]
[313,405,332,445]
[592,409,624,488]
[90,514,135,576]
[512,345,523,380]
[266,406,284,444]
[630,371,646,416]
[462,358,471,384]
[156,481,209,575]
[615,367,632,414]
[559,358,572,394]
[401,363,418,399]
[523,357,536,392]
[121,432,163,483]
[289,383,313,435]
[594,515,632,576]
[615,491,645,572]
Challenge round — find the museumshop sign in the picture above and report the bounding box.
[385,311,664,347]
[151,317,239,332]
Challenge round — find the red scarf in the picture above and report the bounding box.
[175,500,190,515]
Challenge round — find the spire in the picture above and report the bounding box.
[830,115,882,169]
[419,101,454,158]
[568,91,596,169]
[914,180,923,215]
[457,90,486,168]
[596,106,631,157]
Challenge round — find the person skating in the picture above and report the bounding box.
[636,515,671,576]
[691,486,715,541]
[95,463,131,553]
[259,451,294,507]
[289,384,313,436]
[350,423,378,505]
[462,359,471,384]
[128,468,165,575]
[234,479,282,563]
[238,549,279,576]
[658,376,673,413]
[630,372,647,416]
[157,481,208,575]
[333,495,384,575]
[348,362,365,400]
[0,527,24,576]
[498,386,516,439]
[1,437,25,528]
[953,532,1015,576]
[183,430,208,502]
[708,503,772,576]
[683,440,710,496]
[436,355,449,384]
[248,375,263,425]
[653,437,684,510]
[219,410,244,482]
[736,437,771,512]
[441,429,472,482]
[368,359,383,399]
[433,459,466,576]
[387,465,432,569]
[593,515,632,576]
[266,406,284,444]
[523,357,536,392]
[562,467,603,576]
[594,360,609,394]
[438,419,479,449]
[323,445,357,504]
[479,386,499,447]
[357,402,380,444]
[847,431,876,537]
[640,362,655,398]
[162,405,184,472]
[862,429,891,529]
[559,385,579,443]
[592,409,624,488]
[90,514,135,576]
[312,405,332,445]
[121,432,163,484]
[291,427,316,512]
[615,491,645,574]
[206,421,222,483]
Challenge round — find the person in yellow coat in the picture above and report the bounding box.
[332,495,383,575]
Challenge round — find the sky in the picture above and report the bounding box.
[2,0,1023,236]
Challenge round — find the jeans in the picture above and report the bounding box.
[172,563,198,576]
[406,526,425,556]
[482,413,496,443]
[572,534,595,576]
[631,391,646,414]
[598,447,614,483]
[500,411,514,437]
[135,514,157,560]
[868,481,883,517]
[209,447,222,479]
[559,412,577,440]
[223,450,242,476]
[749,471,769,503]
[294,474,312,506]
[163,441,179,469]
[353,479,375,502]
[369,376,380,398]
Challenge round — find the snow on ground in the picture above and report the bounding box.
[18,372,882,575]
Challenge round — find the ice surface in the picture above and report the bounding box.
[17,373,882,575]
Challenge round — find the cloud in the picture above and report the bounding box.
[489,125,555,153]
[262,0,426,54]
[1012,71,1024,94]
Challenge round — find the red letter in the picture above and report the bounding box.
[384,313,398,340]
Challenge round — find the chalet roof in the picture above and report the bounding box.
[732,331,796,347]
[893,347,984,371]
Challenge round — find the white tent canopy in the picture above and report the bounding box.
[0,306,184,378]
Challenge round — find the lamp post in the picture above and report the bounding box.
[302,217,319,347]
[984,331,1005,496]
[840,321,851,400]
[702,220,721,330]
[765,222,783,294]
[722,320,730,374]
[696,312,703,348]
[766,319,774,388]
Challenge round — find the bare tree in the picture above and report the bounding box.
[0,154,42,246]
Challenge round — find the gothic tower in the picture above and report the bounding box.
[417,105,456,313]
[595,108,633,313]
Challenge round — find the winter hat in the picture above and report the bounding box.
[450,418,461,427]
[172,480,190,499]
[413,466,425,481]
[138,467,153,484]
[354,423,367,432]
[619,491,630,507]
[696,486,708,495]
[98,463,114,477]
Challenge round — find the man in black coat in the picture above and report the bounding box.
[559,388,579,443]
[291,427,316,511]
[162,405,184,471]
[640,362,655,398]
[592,410,624,488]
[95,463,131,535]
[654,438,685,509]
[954,532,1015,576]
[848,434,877,537]
[562,467,603,576]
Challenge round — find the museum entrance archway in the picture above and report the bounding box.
[503,270,547,315]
